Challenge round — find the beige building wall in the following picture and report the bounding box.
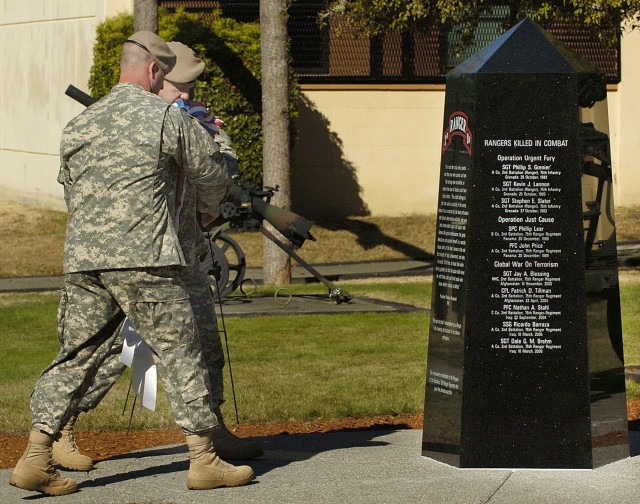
[611,26,640,208]
[292,87,444,217]
[0,0,132,210]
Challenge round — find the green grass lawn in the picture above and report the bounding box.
[0,280,638,434]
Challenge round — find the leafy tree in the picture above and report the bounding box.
[320,1,640,46]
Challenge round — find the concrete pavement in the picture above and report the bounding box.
[2,429,639,504]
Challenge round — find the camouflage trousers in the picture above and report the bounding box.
[72,264,226,416]
[31,267,218,435]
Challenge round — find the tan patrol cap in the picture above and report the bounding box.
[166,41,205,83]
[125,31,176,74]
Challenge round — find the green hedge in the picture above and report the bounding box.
[88,8,298,187]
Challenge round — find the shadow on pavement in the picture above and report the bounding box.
[90,428,400,484]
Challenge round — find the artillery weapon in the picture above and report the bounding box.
[205,180,351,303]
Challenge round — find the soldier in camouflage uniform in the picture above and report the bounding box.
[10,31,254,497]
[160,41,263,461]
[50,41,262,474]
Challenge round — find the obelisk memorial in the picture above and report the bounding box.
[422,19,629,469]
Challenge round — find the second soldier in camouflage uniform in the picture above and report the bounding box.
[10,31,254,497]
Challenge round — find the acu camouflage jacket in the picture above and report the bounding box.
[58,83,231,273]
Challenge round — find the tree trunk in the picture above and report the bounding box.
[260,0,292,285]
[134,0,158,33]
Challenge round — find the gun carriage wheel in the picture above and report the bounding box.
[201,232,247,299]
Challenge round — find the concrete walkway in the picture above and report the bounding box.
[2,429,639,504]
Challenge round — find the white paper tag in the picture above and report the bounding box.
[120,318,157,411]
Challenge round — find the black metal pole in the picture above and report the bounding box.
[207,232,240,424]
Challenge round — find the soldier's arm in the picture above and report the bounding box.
[172,109,232,218]
[212,127,239,179]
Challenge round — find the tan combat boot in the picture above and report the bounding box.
[51,414,94,471]
[210,422,264,460]
[185,431,254,490]
[10,430,77,496]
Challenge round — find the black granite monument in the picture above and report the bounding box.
[422,19,629,469]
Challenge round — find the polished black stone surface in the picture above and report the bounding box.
[422,19,629,469]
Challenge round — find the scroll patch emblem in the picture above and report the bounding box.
[443,111,473,155]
